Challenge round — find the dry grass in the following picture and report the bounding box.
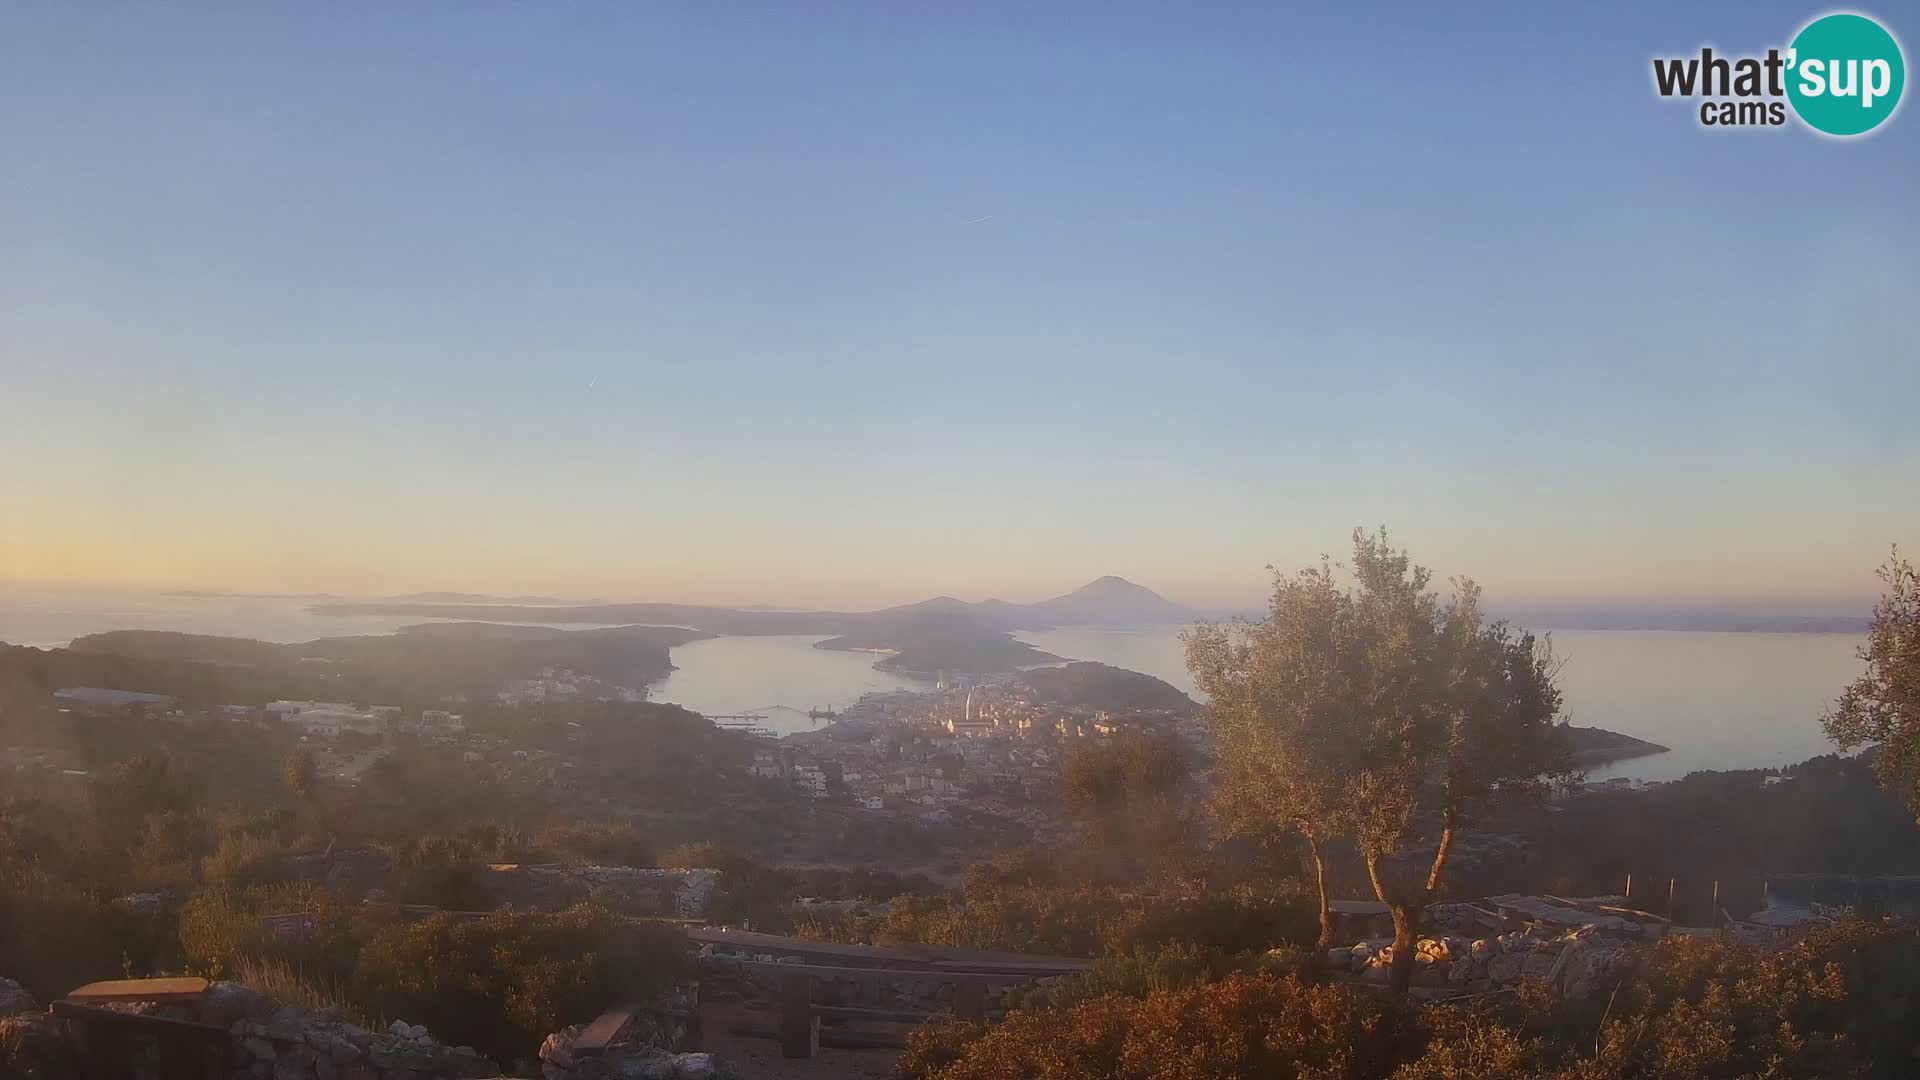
[228,955,370,1028]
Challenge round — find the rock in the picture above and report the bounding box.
[1470,938,1494,961]
[0,977,37,1018]
[1486,953,1525,984]
[1523,950,1559,977]
[1327,947,1352,969]
[389,1020,413,1038]
[246,1037,280,1062]
[540,1027,581,1067]
[314,1053,337,1080]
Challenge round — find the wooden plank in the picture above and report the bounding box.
[65,977,210,1003]
[571,1003,639,1058]
[733,961,1036,986]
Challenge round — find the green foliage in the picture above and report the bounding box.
[1059,732,1194,855]
[898,972,1424,1080]
[131,809,211,890]
[0,863,128,1002]
[1015,943,1242,1011]
[89,753,204,845]
[901,919,1920,1080]
[801,877,1318,959]
[1187,528,1570,993]
[1824,549,1920,821]
[229,955,369,1027]
[177,882,359,982]
[529,820,654,867]
[352,905,690,1064]
[386,834,497,910]
[282,750,317,801]
[200,830,292,892]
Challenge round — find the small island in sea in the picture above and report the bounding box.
[1563,724,1671,767]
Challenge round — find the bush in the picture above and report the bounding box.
[229,955,368,1027]
[900,972,1423,1080]
[0,864,128,1001]
[352,904,690,1064]
[177,882,359,982]
[532,821,655,867]
[1014,943,1242,1011]
[200,830,290,892]
[903,920,1920,1080]
[802,879,1318,959]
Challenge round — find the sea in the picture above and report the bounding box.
[0,587,1869,782]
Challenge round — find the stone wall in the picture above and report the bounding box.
[1325,924,1638,999]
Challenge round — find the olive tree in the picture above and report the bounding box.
[1189,529,1568,995]
[1186,556,1362,971]
[1823,549,1920,820]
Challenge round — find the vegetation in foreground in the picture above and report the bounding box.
[901,919,1920,1080]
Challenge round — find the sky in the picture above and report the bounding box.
[1,2,1916,613]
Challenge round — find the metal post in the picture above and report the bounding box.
[1667,878,1676,925]
[1711,881,1720,927]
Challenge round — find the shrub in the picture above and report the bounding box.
[1014,943,1241,1011]
[0,864,126,1001]
[903,920,1920,1080]
[900,972,1423,1080]
[802,879,1318,959]
[352,904,690,1064]
[532,821,655,867]
[200,830,291,892]
[177,882,359,982]
[229,955,369,1027]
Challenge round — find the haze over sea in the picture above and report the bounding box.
[0,587,1867,784]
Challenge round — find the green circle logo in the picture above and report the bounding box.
[1786,13,1905,136]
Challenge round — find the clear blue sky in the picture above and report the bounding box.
[2,2,1915,611]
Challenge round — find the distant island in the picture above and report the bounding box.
[313,576,1195,676]
[815,615,1062,676]
[1015,661,1199,716]
[1562,724,1671,767]
[3,622,706,705]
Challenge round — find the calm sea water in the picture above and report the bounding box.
[1017,626,1869,782]
[2,589,1868,778]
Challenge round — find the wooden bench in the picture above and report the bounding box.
[54,978,229,1080]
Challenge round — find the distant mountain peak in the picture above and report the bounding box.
[1067,575,1163,598]
[1035,576,1187,623]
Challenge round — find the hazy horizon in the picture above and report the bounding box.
[4,2,1915,614]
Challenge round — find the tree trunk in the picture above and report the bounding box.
[1365,852,1423,997]
[1425,817,1458,895]
[1388,900,1420,996]
[1303,834,1336,980]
